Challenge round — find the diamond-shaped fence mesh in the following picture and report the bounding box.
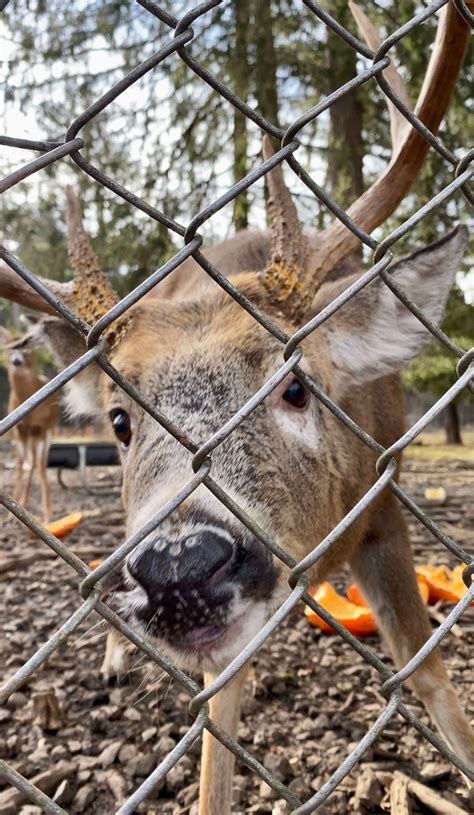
[0,1,473,813]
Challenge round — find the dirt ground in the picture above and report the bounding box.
[0,440,473,815]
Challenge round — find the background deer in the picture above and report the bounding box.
[0,326,59,522]
[0,4,472,814]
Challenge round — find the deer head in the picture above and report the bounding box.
[0,4,470,671]
[0,325,37,378]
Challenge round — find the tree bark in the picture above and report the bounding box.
[232,0,250,230]
[253,0,279,223]
[444,401,462,445]
[326,3,364,209]
[254,0,279,126]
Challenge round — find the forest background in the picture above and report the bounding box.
[0,0,472,441]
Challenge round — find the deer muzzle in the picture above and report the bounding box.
[119,514,278,655]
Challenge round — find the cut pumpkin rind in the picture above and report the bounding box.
[416,564,474,605]
[46,511,83,539]
[305,582,377,636]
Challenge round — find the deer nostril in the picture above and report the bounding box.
[128,530,234,602]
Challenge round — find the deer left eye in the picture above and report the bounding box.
[282,379,308,409]
[110,409,132,447]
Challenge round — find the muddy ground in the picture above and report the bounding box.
[0,444,473,814]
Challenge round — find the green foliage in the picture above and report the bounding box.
[402,286,474,399]
[1,0,471,378]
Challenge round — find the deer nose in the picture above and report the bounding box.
[127,530,234,603]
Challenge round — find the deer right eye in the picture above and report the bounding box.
[110,409,132,447]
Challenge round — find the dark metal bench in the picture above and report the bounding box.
[47,441,120,491]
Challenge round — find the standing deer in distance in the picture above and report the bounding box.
[0,326,59,523]
[0,3,472,813]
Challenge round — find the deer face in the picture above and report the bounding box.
[20,132,465,673]
[8,348,34,370]
[100,281,334,671]
[38,227,466,673]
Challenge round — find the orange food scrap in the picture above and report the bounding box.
[345,583,367,607]
[88,559,103,569]
[305,582,377,636]
[46,511,83,539]
[347,575,429,607]
[416,575,430,604]
[416,564,473,605]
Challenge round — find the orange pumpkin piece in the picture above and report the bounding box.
[416,575,430,604]
[305,582,377,636]
[345,583,368,607]
[347,575,429,607]
[416,564,473,605]
[88,559,103,569]
[46,511,83,539]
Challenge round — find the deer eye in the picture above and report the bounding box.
[282,379,308,409]
[110,409,132,447]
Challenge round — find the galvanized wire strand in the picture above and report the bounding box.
[0,594,100,703]
[116,708,209,815]
[0,341,107,434]
[294,690,402,814]
[0,0,472,811]
[0,762,69,815]
[79,461,211,597]
[382,582,474,694]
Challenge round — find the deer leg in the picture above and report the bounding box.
[13,437,26,501]
[38,436,52,522]
[350,497,474,771]
[199,667,248,815]
[100,629,130,682]
[20,437,36,509]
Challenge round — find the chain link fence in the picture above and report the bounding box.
[0,1,473,813]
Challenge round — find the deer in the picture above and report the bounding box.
[0,326,59,523]
[0,3,472,813]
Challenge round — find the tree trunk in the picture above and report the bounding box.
[254,0,279,126]
[253,0,279,223]
[232,0,250,230]
[326,3,364,209]
[444,402,462,445]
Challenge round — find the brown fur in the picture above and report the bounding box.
[3,204,471,815]
[4,346,59,521]
[92,252,473,806]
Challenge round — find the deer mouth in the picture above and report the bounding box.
[173,623,229,650]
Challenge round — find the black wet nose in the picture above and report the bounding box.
[128,531,234,602]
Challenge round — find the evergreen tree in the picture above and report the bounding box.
[402,286,474,444]
[1,0,471,410]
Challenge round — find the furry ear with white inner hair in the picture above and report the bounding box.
[38,317,104,419]
[316,226,468,396]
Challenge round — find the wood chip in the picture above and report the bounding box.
[33,691,64,732]
[390,772,412,814]
[428,607,464,638]
[395,772,468,815]
[0,761,76,815]
[105,770,128,804]
[355,767,383,808]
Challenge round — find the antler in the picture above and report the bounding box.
[348,0,411,149]
[258,136,310,321]
[311,1,471,286]
[65,185,119,324]
[0,263,75,314]
[260,2,470,321]
[0,188,119,325]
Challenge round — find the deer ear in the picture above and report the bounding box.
[320,226,468,395]
[38,318,104,419]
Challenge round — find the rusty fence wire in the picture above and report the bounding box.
[0,0,473,813]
